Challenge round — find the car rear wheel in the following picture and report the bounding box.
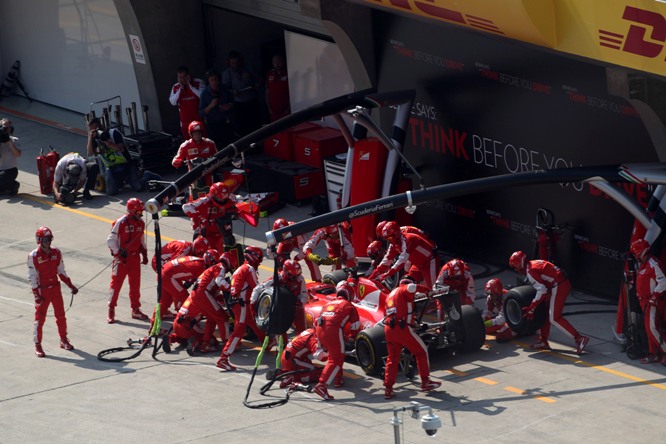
[503,285,547,335]
[355,325,386,376]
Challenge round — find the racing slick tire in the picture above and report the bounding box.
[355,325,387,376]
[321,269,348,286]
[456,305,487,353]
[503,285,547,335]
[254,285,296,334]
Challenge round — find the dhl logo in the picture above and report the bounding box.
[600,6,666,60]
[365,0,502,34]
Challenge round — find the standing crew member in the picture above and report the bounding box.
[169,66,204,140]
[313,281,361,401]
[271,218,319,282]
[369,221,438,287]
[218,246,265,370]
[28,227,78,357]
[172,120,218,192]
[106,198,149,323]
[183,182,241,252]
[303,223,356,279]
[629,239,666,364]
[383,279,442,399]
[435,259,475,306]
[509,251,589,354]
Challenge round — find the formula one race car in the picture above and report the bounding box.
[254,269,487,377]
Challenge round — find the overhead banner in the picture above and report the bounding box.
[355,0,666,77]
[373,11,659,297]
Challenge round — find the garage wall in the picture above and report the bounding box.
[0,0,141,119]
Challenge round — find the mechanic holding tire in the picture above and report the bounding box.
[383,278,442,400]
[509,251,589,354]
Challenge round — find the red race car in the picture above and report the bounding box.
[254,269,487,377]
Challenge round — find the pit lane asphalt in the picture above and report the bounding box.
[1,100,664,443]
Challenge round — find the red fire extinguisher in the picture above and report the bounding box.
[37,146,60,195]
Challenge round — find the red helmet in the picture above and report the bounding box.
[188,120,203,135]
[282,259,302,278]
[336,281,354,300]
[35,226,53,245]
[446,259,466,279]
[381,221,400,241]
[191,237,209,257]
[324,224,338,235]
[630,239,650,260]
[208,182,230,204]
[485,278,503,296]
[375,221,388,239]
[219,251,234,272]
[509,251,527,273]
[203,249,219,268]
[273,218,289,231]
[367,240,384,258]
[126,198,145,218]
[244,246,264,267]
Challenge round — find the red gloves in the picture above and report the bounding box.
[32,288,43,305]
[60,275,78,294]
[523,301,539,320]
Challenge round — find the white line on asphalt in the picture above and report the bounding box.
[0,295,32,306]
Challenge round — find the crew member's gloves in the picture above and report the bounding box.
[649,295,658,306]
[307,253,321,264]
[118,248,128,259]
[484,319,493,328]
[32,288,43,305]
[69,285,79,295]
[379,268,397,281]
[523,301,538,320]
[141,254,149,265]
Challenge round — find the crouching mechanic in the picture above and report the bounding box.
[278,327,328,389]
[629,239,666,364]
[383,279,442,399]
[219,246,266,370]
[53,152,95,204]
[313,281,360,400]
[27,227,78,357]
[151,237,209,272]
[482,278,516,342]
[184,250,234,354]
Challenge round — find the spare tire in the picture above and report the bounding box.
[254,285,296,334]
[322,269,348,286]
[503,285,547,335]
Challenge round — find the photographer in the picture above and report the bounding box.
[0,118,22,196]
[87,118,142,195]
[53,152,91,204]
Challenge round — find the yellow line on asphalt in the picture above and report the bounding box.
[447,368,468,377]
[504,386,557,403]
[475,377,498,385]
[513,339,666,391]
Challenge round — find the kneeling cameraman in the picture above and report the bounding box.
[53,152,93,204]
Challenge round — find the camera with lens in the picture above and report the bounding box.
[59,162,83,205]
[59,183,76,205]
[0,125,10,143]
